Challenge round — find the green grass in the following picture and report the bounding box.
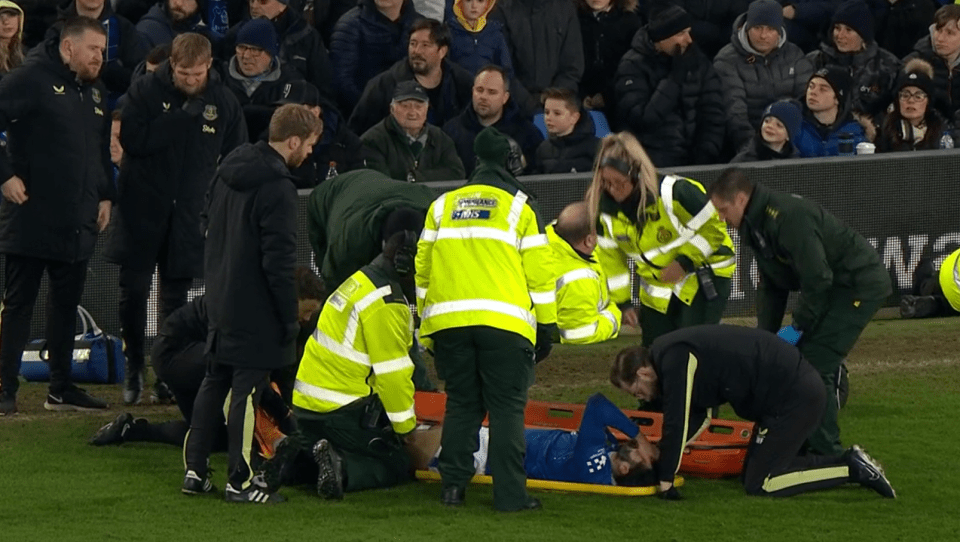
[1,318,958,541]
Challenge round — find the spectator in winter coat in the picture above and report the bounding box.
[806,0,901,124]
[614,4,726,167]
[674,0,751,59]
[576,0,641,125]
[220,0,334,105]
[874,0,937,59]
[45,0,146,101]
[447,0,512,79]
[360,80,465,182]
[442,65,542,175]
[136,0,221,50]
[493,0,584,112]
[0,1,25,77]
[349,18,473,136]
[795,66,866,157]
[220,18,304,142]
[905,5,960,124]
[877,59,955,152]
[534,87,599,174]
[330,0,422,115]
[714,0,814,150]
[731,99,802,162]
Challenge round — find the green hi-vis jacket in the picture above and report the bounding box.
[546,224,621,344]
[940,247,960,313]
[596,175,736,313]
[293,257,416,435]
[739,183,892,333]
[415,163,557,347]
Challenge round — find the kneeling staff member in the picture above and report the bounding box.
[611,325,896,499]
[290,219,424,500]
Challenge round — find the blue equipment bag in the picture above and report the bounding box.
[19,306,125,384]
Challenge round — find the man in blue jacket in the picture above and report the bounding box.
[795,66,866,157]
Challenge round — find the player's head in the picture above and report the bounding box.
[707,167,755,229]
[295,266,326,321]
[611,439,659,486]
[610,346,658,402]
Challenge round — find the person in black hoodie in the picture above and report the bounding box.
[183,104,321,504]
[104,33,246,406]
[577,0,641,125]
[534,87,598,174]
[731,99,802,162]
[442,65,542,176]
[45,0,146,103]
[610,325,897,499]
[0,17,115,416]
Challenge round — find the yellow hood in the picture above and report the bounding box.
[453,0,497,33]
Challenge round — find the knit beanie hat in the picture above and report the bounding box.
[831,0,874,44]
[810,66,853,102]
[381,206,426,242]
[745,0,783,32]
[762,100,802,141]
[236,18,279,57]
[474,126,512,167]
[648,4,693,42]
[896,58,935,98]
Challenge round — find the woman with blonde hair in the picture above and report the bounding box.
[586,132,736,347]
[0,0,24,78]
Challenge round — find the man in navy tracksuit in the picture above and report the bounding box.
[610,325,896,499]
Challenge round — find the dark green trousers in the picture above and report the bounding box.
[432,326,535,511]
[640,276,732,347]
[800,290,884,456]
[295,396,413,493]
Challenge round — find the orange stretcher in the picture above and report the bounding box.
[414,391,753,478]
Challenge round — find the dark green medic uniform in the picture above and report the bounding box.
[738,183,892,455]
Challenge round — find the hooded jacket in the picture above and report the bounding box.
[45,0,146,96]
[330,0,422,114]
[906,33,960,124]
[360,115,465,183]
[348,57,474,136]
[447,0,513,80]
[794,100,866,158]
[730,136,799,163]
[307,168,435,289]
[713,12,814,148]
[533,111,598,174]
[577,3,641,114]
[104,60,247,277]
[442,98,543,176]
[0,0,25,76]
[806,38,901,117]
[202,141,298,369]
[0,37,114,262]
[136,0,221,49]
[614,28,726,166]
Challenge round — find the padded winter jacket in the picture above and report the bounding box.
[533,112,598,174]
[806,39,901,117]
[360,116,466,183]
[442,100,543,176]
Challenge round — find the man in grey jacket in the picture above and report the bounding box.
[714,0,814,149]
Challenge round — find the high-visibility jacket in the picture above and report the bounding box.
[293,259,416,435]
[940,247,960,312]
[595,175,736,314]
[415,167,557,345]
[546,225,621,344]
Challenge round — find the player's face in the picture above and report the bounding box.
[710,192,749,229]
[601,167,634,203]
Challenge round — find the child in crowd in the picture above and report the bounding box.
[731,100,802,163]
[446,0,513,78]
[534,87,599,174]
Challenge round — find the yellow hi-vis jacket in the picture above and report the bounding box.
[596,175,736,314]
[415,174,557,345]
[546,224,622,344]
[293,261,416,435]
[940,247,960,312]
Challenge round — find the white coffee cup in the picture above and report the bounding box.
[856,142,876,155]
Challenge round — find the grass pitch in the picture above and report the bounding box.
[1,318,958,542]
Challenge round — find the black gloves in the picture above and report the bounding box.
[534,323,556,364]
[182,97,205,117]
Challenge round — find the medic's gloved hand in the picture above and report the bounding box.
[659,486,682,501]
[777,325,803,345]
[534,323,556,364]
[182,97,205,116]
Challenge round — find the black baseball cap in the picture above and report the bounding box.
[274,80,321,107]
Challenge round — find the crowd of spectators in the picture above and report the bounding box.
[2,0,960,181]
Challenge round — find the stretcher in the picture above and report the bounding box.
[414,391,753,479]
[414,469,685,497]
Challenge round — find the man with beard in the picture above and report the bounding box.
[104,32,246,405]
[183,104,321,504]
[443,65,543,176]
[0,17,114,415]
[137,0,221,49]
[348,18,472,137]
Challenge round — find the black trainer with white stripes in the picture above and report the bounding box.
[224,476,286,504]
